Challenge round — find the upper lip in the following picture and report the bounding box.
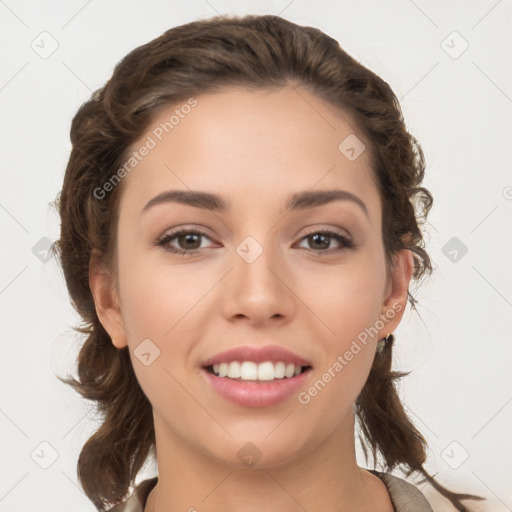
[202,345,312,367]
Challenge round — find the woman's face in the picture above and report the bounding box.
[93,86,411,468]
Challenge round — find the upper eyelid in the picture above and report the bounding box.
[160,225,351,239]
[159,226,352,249]
[300,225,351,238]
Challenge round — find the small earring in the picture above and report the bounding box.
[376,333,394,355]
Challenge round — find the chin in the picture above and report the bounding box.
[201,427,313,471]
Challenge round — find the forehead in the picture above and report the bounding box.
[119,86,379,216]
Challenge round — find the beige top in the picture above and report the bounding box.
[109,470,434,512]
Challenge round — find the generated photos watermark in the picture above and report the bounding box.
[93,97,198,200]
[297,302,402,405]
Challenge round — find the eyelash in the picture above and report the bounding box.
[155,228,354,256]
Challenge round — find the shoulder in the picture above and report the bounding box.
[100,472,433,512]
[108,477,158,512]
[368,470,435,512]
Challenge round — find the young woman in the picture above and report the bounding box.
[54,14,483,512]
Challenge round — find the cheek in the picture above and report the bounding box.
[117,259,199,416]
[118,247,205,340]
[307,251,387,394]
[297,263,385,411]
[311,254,387,339]
[116,245,217,397]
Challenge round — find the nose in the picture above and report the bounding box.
[221,241,295,326]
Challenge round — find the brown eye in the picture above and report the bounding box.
[156,230,215,255]
[177,233,202,250]
[297,229,354,254]
[307,233,331,250]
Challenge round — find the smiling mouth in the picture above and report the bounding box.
[204,361,312,381]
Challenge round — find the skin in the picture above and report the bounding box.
[90,86,413,512]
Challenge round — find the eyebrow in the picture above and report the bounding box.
[141,189,368,218]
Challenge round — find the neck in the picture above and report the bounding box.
[145,410,378,512]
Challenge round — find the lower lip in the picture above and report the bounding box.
[202,368,310,408]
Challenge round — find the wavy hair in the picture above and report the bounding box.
[53,14,483,511]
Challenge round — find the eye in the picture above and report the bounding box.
[296,229,354,254]
[155,229,216,255]
[155,227,354,256]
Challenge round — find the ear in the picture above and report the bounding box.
[89,250,128,349]
[378,249,414,337]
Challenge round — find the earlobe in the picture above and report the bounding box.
[89,251,128,349]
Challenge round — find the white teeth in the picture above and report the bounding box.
[218,362,228,377]
[285,363,295,378]
[240,361,258,380]
[210,361,305,380]
[227,361,241,378]
[274,361,285,378]
[257,361,274,380]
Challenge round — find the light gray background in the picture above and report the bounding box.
[1,1,511,511]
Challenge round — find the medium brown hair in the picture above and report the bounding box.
[53,14,483,511]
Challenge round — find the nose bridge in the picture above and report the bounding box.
[222,233,293,322]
